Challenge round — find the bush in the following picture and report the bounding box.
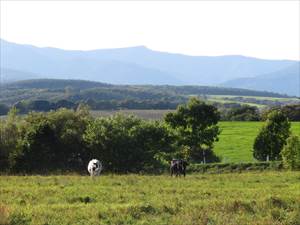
[281,135,300,170]
[253,110,290,161]
[10,107,91,173]
[225,105,260,121]
[84,114,175,172]
[188,161,282,173]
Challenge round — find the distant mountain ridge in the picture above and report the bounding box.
[0,67,41,82]
[1,39,299,95]
[222,63,300,96]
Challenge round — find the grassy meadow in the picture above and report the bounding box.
[215,122,300,163]
[1,172,300,225]
[207,95,300,108]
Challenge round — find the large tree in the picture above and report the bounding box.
[253,110,290,161]
[164,97,221,163]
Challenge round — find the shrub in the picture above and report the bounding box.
[281,135,300,170]
[226,105,260,121]
[253,110,290,161]
[10,108,91,173]
[84,114,175,172]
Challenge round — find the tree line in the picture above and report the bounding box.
[1,99,299,122]
[0,97,299,174]
[0,98,221,173]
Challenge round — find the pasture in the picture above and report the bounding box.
[1,172,300,225]
[215,122,300,163]
[207,95,300,108]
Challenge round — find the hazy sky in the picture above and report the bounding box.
[1,1,299,60]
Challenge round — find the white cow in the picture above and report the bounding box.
[87,159,102,177]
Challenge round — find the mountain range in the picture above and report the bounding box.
[222,63,300,97]
[0,39,299,96]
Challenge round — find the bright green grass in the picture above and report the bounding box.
[1,172,300,225]
[215,122,300,163]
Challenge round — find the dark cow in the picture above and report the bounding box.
[170,159,188,177]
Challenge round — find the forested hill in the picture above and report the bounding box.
[4,78,111,90]
[0,79,297,115]
[3,78,288,98]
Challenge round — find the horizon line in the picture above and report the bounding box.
[1,38,299,62]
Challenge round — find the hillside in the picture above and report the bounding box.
[222,63,300,96]
[1,78,289,105]
[1,79,297,115]
[1,39,297,89]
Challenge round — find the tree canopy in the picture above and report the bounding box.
[253,110,291,161]
[164,98,221,163]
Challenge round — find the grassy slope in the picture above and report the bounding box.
[1,173,300,224]
[215,122,300,163]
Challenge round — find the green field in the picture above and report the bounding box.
[1,172,300,225]
[207,95,300,108]
[215,122,300,163]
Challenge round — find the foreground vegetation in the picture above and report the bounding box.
[1,172,300,225]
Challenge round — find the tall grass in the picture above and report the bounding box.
[1,172,300,224]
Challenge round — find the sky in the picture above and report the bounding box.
[0,1,299,60]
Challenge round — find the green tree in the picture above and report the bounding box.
[11,108,91,172]
[281,135,300,170]
[0,107,20,171]
[253,110,291,161]
[164,97,220,163]
[12,113,59,172]
[226,105,260,121]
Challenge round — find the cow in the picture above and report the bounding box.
[87,159,102,177]
[170,159,188,177]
